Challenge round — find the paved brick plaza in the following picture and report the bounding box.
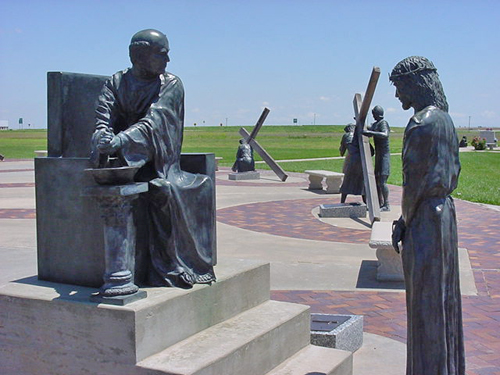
[1,162,498,374]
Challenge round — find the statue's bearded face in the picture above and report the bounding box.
[394,83,413,111]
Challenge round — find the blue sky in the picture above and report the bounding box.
[1,0,498,129]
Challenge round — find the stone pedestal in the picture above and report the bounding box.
[310,314,364,352]
[228,171,261,180]
[83,183,148,298]
[0,259,353,375]
[369,221,404,281]
[319,203,367,218]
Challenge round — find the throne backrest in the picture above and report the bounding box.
[47,72,108,158]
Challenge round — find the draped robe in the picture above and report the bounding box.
[340,126,365,196]
[91,69,215,289]
[400,106,464,375]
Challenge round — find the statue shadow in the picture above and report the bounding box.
[301,188,332,195]
[356,261,405,290]
[13,275,98,303]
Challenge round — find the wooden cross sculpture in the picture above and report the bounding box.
[353,67,381,223]
[238,108,289,181]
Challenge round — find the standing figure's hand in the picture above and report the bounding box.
[363,130,373,137]
[392,217,406,254]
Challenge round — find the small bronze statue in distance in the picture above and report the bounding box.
[363,105,391,211]
[232,138,255,173]
[339,123,366,204]
[390,56,465,375]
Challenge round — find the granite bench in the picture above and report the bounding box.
[369,221,404,281]
[304,170,344,194]
[215,156,223,171]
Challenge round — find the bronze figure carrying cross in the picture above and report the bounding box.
[353,67,381,223]
[238,108,289,181]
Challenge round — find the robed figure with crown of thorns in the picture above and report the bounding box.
[390,56,465,375]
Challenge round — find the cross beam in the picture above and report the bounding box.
[239,108,288,181]
[353,67,381,223]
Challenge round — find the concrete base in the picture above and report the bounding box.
[311,314,364,352]
[369,222,404,281]
[0,258,352,375]
[89,290,148,306]
[320,203,367,218]
[305,170,344,194]
[228,171,261,180]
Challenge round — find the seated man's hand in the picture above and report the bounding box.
[97,133,122,154]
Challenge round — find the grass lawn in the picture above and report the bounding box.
[0,129,48,159]
[1,127,498,205]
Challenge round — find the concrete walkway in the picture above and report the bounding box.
[1,159,499,374]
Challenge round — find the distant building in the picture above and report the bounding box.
[0,120,9,130]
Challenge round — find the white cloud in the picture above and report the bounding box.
[450,112,467,118]
[481,110,496,119]
[319,96,330,102]
[386,107,397,113]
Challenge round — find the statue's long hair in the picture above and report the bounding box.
[389,56,449,112]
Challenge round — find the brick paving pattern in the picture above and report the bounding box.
[1,166,499,373]
[218,172,500,375]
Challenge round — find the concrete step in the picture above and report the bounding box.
[0,258,271,370]
[266,345,352,375]
[137,300,311,375]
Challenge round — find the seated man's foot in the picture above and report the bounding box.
[196,272,216,284]
[380,205,390,212]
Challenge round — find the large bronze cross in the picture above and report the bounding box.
[353,67,381,223]
[238,108,289,181]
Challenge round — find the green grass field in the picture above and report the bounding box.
[1,127,498,205]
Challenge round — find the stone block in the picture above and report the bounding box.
[319,203,367,218]
[267,345,352,375]
[35,157,105,287]
[228,171,261,180]
[138,300,310,375]
[0,259,271,374]
[369,221,404,281]
[305,170,344,194]
[310,313,364,352]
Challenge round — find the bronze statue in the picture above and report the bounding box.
[390,56,464,375]
[459,136,468,148]
[363,105,391,211]
[339,123,366,203]
[232,138,255,172]
[90,29,215,289]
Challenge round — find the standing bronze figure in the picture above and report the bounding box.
[90,29,216,289]
[390,56,465,375]
[363,105,391,211]
[339,123,366,203]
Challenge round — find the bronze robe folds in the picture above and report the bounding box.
[401,106,464,375]
[92,69,215,289]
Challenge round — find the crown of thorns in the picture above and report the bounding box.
[389,56,438,80]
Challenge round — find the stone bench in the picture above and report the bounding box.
[215,156,223,171]
[34,150,48,157]
[369,221,404,281]
[486,143,496,150]
[304,170,344,194]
